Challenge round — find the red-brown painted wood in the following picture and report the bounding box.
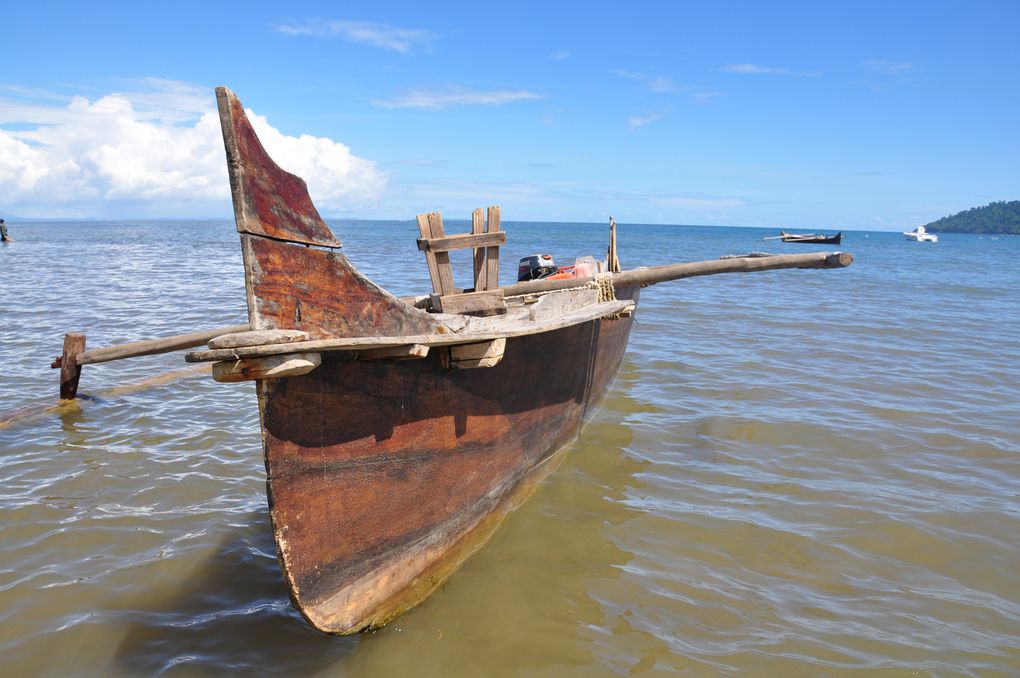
[216,85,643,634]
[259,288,638,632]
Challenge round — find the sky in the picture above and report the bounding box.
[2,1,1018,230]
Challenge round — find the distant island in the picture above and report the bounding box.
[924,200,1020,235]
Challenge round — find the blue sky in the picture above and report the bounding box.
[2,1,1018,229]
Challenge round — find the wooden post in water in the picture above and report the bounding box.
[607,217,621,273]
[58,332,86,400]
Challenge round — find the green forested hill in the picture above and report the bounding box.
[924,200,1020,234]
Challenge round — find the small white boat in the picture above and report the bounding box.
[904,225,938,242]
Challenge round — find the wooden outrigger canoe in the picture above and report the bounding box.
[52,87,853,635]
[764,230,843,244]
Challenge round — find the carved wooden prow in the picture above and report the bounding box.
[416,207,506,315]
[216,87,339,248]
[215,87,443,339]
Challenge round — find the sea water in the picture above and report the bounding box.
[1,221,1017,676]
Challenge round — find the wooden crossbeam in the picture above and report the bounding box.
[432,289,505,315]
[416,231,505,253]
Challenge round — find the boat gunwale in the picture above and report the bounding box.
[184,298,636,363]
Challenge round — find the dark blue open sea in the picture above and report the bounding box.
[1,221,1018,676]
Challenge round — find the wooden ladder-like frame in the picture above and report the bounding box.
[416,206,507,314]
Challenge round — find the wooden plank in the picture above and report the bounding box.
[416,231,506,253]
[429,212,456,295]
[485,206,501,290]
[73,324,250,366]
[416,213,444,295]
[359,344,430,361]
[472,208,485,290]
[212,352,321,383]
[185,299,636,363]
[416,212,456,295]
[435,289,505,316]
[59,332,86,400]
[449,337,506,369]
[208,329,310,349]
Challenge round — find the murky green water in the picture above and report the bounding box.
[1,222,1018,676]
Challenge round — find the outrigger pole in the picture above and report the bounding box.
[51,324,249,400]
[50,249,851,400]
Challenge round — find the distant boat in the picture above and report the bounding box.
[764,231,843,244]
[904,226,938,242]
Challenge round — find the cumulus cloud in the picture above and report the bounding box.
[0,81,385,217]
[276,19,438,53]
[372,86,542,110]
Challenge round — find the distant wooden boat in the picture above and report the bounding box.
[54,87,854,636]
[764,231,843,244]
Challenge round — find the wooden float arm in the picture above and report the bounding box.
[72,324,251,366]
[51,324,249,399]
[500,251,853,297]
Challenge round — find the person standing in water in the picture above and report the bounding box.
[0,218,10,241]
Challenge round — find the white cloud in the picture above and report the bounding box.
[863,59,916,75]
[245,111,386,212]
[612,69,683,93]
[628,111,663,129]
[276,19,438,53]
[720,63,821,77]
[0,81,385,217]
[372,86,542,110]
[550,49,571,61]
[650,195,747,210]
[692,90,723,102]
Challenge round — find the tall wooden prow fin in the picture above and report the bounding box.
[215,87,442,340]
[215,86,341,248]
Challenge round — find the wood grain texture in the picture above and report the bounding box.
[241,234,444,339]
[472,208,486,289]
[416,212,456,295]
[416,231,506,253]
[485,206,501,289]
[259,286,639,633]
[436,289,506,315]
[59,333,86,400]
[215,87,340,248]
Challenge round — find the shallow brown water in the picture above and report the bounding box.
[1,221,1017,676]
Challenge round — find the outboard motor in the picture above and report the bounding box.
[517,254,558,281]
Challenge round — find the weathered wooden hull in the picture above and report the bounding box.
[259,287,637,633]
[210,85,645,634]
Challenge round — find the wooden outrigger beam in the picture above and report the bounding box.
[51,324,249,400]
[51,251,850,399]
[502,250,853,297]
